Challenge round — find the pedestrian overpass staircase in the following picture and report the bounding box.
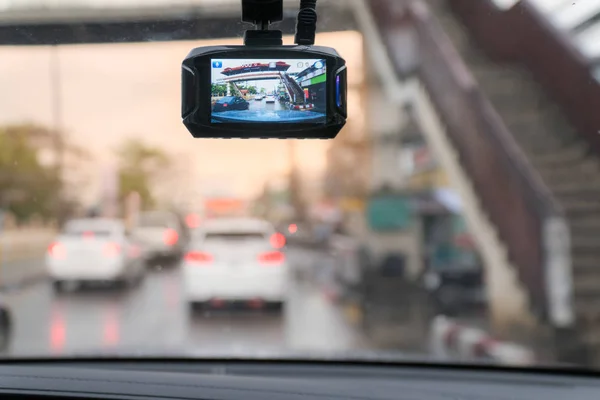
[280,73,308,105]
[358,0,600,365]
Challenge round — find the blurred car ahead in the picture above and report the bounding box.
[265,95,276,103]
[182,217,289,312]
[130,210,188,268]
[254,95,264,100]
[46,218,145,291]
[212,96,250,112]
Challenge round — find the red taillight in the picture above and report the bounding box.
[270,232,286,249]
[103,242,121,257]
[223,103,228,107]
[258,251,285,266]
[48,242,66,259]
[288,224,298,234]
[82,231,94,239]
[185,251,213,264]
[163,229,179,246]
[186,213,201,229]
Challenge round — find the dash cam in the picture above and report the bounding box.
[181,0,347,139]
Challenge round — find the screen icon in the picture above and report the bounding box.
[314,61,324,69]
[212,61,223,68]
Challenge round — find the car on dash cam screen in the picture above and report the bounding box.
[210,58,327,124]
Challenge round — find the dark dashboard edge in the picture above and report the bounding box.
[0,356,595,380]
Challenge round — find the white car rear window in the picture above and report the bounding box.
[138,213,172,228]
[204,232,266,241]
[63,229,114,237]
[63,219,123,237]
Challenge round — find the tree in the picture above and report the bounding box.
[211,83,228,96]
[0,124,62,222]
[116,138,171,210]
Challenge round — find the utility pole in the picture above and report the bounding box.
[50,45,64,178]
[50,45,65,225]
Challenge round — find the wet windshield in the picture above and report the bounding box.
[0,0,598,371]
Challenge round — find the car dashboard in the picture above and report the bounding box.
[0,359,597,400]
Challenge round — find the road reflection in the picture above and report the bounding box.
[9,249,365,357]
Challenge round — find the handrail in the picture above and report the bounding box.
[449,0,600,157]
[368,0,568,322]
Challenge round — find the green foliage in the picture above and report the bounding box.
[236,84,258,95]
[211,83,228,96]
[116,139,171,210]
[0,124,61,222]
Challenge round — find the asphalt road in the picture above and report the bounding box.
[249,98,284,111]
[3,247,368,357]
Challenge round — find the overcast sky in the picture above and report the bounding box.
[0,31,363,203]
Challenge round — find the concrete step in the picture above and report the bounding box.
[522,147,591,169]
[550,180,600,197]
[571,218,600,233]
[504,114,578,143]
[527,142,589,160]
[573,274,600,297]
[537,156,599,177]
[516,134,579,156]
[479,81,544,108]
[532,147,591,169]
[575,315,600,345]
[563,199,600,216]
[573,254,600,276]
[571,233,600,251]
[538,157,600,174]
[538,167,600,189]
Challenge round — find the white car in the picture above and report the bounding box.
[130,211,188,268]
[254,95,264,100]
[265,95,276,103]
[46,218,145,291]
[182,218,289,311]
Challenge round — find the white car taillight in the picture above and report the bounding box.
[48,242,66,259]
[269,233,286,249]
[258,251,284,266]
[163,229,179,246]
[103,242,121,257]
[184,251,213,265]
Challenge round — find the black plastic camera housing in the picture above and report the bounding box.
[181,45,347,139]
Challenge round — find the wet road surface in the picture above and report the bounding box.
[4,248,367,356]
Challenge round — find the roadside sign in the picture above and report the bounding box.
[367,194,412,231]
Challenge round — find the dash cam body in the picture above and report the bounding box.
[181,45,347,139]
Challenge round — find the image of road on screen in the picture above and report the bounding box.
[210,58,327,124]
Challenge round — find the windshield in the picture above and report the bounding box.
[1,0,598,373]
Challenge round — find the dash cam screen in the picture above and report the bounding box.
[210,58,327,124]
